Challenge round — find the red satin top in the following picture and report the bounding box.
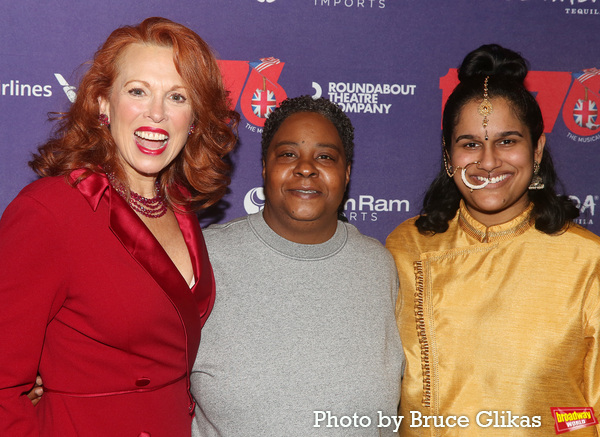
[0,171,215,436]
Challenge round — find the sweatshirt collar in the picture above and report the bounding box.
[248,210,347,260]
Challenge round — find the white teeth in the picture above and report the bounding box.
[135,131,168,141]
[475,174,509,184]
[297,190,317,194]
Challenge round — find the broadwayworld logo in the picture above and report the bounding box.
[551,407,598,434]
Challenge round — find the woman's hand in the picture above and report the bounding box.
[27,375,43,406]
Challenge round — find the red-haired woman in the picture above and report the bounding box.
[0,17,238,436]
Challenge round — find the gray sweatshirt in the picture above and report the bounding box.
[191,211,404,436]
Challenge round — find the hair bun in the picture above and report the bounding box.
[457,44,529,83]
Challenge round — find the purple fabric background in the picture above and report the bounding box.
[1,0,599,243]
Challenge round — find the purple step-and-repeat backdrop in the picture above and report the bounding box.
[1,0,599,243]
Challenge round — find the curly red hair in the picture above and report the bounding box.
[30,17,239,210]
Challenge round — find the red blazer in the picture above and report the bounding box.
[0,171,215,437]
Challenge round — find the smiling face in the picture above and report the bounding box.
[98,43,193,195]
[450,97,545,226]
[262,111,351,244]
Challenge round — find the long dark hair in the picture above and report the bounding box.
[416,44,578,235]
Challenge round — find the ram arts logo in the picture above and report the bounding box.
[343,194,410,222]
[440,68,600,143]
[243,188,411,222]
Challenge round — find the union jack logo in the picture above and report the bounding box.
[573,99,599,130]
[251,89,277,118]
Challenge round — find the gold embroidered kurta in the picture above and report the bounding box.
[386,202,600,436]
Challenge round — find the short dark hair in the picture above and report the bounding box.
[416,44,578,235]
[261,95,354,164]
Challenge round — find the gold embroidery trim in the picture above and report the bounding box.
[413,260,431,407]
[458,203,533,243]
[459,214,531,243]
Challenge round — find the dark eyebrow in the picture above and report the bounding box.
[271,140,298,149]
[272,141,342,150]
[455,134,477,142]
[316,143,343,151]
[455,131,524,142]
[497,130,524,138]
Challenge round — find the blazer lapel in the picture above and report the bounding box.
[173,209,215,328]
[107,185,204,372]
[74,172,206,370]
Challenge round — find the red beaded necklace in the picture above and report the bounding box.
[107,173,167,218]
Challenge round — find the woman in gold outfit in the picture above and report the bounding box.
[386,44,600,436]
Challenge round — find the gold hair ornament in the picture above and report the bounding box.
[478,76,493,140]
